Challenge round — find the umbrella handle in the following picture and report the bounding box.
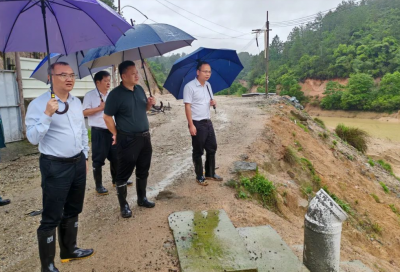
[152,101,164,113]
[41,0,68,115]
[51,93,70,114]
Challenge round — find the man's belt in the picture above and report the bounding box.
[91,126,110,132]
[193,119,211,123]
[41,152,83,163]
[118,130,150,137]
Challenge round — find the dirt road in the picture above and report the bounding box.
[2,94,400,272]
[0,94,267,272]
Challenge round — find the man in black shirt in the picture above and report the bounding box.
[103,61,156,218]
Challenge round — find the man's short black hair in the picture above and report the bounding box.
[94,70,111,83]
[47,61,70,75]
[196,61,210,71]
[118,60,135,77]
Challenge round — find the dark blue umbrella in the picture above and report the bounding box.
[81,23,196,111]
[163,47,244,100]
[80,23,196,69]
[0,0,131,114]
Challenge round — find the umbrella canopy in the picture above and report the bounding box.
[30,52,109,84]
[80,23,196,69]
[163,47,244,100]
[0,0,131,54]
[0,0,130,114]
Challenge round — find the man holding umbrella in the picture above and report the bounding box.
[26,62,94,271]
[103,60,156,218]
[82,71,132,196]
[183,61,223,186]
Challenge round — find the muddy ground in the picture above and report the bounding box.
[1,94,400,272]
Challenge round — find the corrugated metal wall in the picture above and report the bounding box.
[0,71,23,143]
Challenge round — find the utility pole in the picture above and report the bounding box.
[265,11,270,95]
[118,0,120,14]
[252,11,271,95]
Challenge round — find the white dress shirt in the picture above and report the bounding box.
[82,89,109,129]
[183,78,214,121]
[26,91,89,158]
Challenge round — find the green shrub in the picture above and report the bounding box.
[314,118,326,129]
[371,222,382,234]
[240,173,277,209]
[371,194,380,203]
[297,123,309,132]
[301,184,313,196]
[368,158,375,167]
[323,186,352,215]
[389,204,398,214]
[335,123,369,153]
[294,140,303,151]
[283,147,299,165]
[377,160,393,174]
[225,179,238,188]
[238,191,247,199]
[379,182,390,194]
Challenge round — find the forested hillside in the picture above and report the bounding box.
[149,0,400,111]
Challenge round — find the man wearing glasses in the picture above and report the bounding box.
[26,62,94,271]
[183,61,223,186]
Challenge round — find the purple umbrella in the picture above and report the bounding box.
[0,0,131,114]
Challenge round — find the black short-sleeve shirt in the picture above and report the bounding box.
[104,83,149,133]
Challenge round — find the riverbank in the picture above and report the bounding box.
[306,105,400,120]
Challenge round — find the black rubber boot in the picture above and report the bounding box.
[136,178,155,208]
[116,185,132,218]
[93,167,108,195]
[58,216,94,263]
[205,154,223,181]
[37,229,59,272]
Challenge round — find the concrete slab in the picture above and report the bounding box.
[340,260,374,272]
[168,210,258,272]
[237,226,310,272]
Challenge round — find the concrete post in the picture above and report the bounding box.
[303,189,348,272]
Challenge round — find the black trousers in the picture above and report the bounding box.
[38,152,86,232]
[115,132,152,186]
[91,127,117,181]
[191,119,217,160]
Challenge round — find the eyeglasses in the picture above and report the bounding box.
[200,70,212,74]
[52,73,77,80]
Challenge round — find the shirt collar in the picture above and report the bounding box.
[49,90,74,102]
[119,82,137,92]
[96,88,109,96]
[195,78,207,87]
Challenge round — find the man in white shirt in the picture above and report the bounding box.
[26,62,93,271]
[82,71,132,195]
[183,61,223,186]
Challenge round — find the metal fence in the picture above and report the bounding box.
[0,70,23,143]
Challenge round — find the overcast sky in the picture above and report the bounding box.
[119,0,346,56]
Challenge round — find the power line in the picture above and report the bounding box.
[194,33,253,40]
[270,0,363,27]
[160,0,247,35]
[155,0,251,40]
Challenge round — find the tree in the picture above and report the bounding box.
[100,0,117,11]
